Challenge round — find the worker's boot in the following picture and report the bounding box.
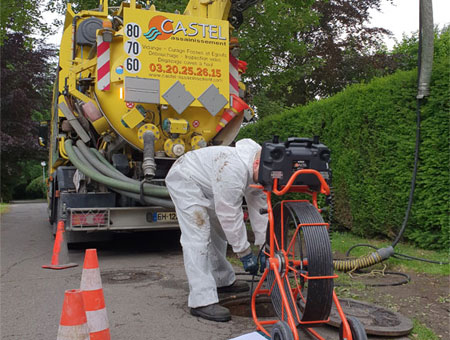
[190,303,231,322]
[217,280,249,294]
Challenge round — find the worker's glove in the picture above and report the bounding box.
[240,253,258,275]
[259,252,266,273]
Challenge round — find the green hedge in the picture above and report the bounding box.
[239,56,449,249]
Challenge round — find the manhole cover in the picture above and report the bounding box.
[328,298,413,336]
[220,294,275,318]
[101,270,162,284]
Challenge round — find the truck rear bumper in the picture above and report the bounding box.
[67,206,178,231]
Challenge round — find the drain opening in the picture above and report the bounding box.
[220,295,276,318]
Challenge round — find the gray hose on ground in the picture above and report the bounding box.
[73,146,174,207]
[65,139,170,198]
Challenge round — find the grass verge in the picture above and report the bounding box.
[411,319,440,340]
[0,203,9,214]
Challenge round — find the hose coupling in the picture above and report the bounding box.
[142,131,156,179]
[376,246,395,260]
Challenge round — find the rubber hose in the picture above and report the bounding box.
[417,0,434,99]
[77,140,169,193]
[90,148,121,173]
[333,253,382,272]
[90,147,166,191]
[73,147,173,207]
[65,139,170,198]
[392,0,433,247]
[76,140,135,183]
[333,245,394,272]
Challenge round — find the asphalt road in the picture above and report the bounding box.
[1,203,406,340]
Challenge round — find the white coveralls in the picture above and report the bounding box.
[165,139,268,308]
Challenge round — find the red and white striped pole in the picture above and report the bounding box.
[96,33,111,91]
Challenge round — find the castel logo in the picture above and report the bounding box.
[144,15,227,42]
[144,16,173,41]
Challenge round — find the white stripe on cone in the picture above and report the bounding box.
[80,268,102,291]
[57,324,90,340]
[86,308,109,333]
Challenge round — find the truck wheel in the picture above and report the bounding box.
[271,321,294,340]
[339,316,367,340]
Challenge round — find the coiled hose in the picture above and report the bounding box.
[65,139,174,208]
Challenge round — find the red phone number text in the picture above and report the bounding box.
[149,63,222,78]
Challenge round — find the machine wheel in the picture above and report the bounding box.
[339,316,368,340]
[271,321,295,340]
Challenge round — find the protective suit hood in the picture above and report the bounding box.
[235,139,261,183]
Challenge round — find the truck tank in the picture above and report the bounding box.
[45,0,254,239]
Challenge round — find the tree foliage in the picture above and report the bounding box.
[46,0,188,17]
[1,33,55,200]
[0,0,51,45]
[238,0,397,118]
[391,25,450,71]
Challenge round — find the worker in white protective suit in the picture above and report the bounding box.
[165,138,268,322]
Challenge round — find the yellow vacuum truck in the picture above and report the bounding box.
[42,0,256,241]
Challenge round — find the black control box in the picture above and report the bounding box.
[258,136,331,191]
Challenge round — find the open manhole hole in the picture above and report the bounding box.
[220,295,275,318]
[101,270,162,284]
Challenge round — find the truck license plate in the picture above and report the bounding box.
[153,212,177,222]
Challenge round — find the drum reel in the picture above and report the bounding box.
[265,201,334,325]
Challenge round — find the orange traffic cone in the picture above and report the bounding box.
[57,289,90,340]
[216,94,249,132]
[80,249,111,340]
[42,220,78,270]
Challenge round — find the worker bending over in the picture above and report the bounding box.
[166,139,268,322]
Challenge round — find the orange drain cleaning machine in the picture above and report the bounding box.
[251,137,367,340]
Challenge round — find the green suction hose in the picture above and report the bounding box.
[65,139,170,199]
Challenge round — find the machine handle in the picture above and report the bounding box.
[273,169,330,196]
[284,137,319,148]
